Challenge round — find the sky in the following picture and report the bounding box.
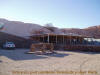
[0,0,100,28]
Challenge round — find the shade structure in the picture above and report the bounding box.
[30,33,92,45]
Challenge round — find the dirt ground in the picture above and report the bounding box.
[0,49,100,75]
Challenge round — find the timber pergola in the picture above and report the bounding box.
[30,33,92,45]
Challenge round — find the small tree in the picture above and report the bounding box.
[44,23,56,32]
[45,23,54,27]
[0,22,4,30]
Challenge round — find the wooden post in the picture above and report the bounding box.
[43,35,44,43]
[91,38,93,45]
[48,34,49,43]
[87,38,89,45]
[56,34,57,44]
[38,37,40,42]
[63,35,64,45]
[80,37,82,44]
[70,36,71,45]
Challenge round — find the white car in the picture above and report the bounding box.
[3,42,15,49]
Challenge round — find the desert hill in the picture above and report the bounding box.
[0,18,100,38]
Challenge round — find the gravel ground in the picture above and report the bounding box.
[0,49,100,75]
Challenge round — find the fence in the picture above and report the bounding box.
[63,45,100,52]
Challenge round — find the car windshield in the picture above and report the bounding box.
[6,42,14,44]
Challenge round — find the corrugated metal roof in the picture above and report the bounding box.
[29,33,92,38]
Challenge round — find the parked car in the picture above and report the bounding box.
[3,42,15,49]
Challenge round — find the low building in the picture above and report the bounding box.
[30,33,92,45]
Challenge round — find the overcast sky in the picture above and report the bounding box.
[0,0,100,28]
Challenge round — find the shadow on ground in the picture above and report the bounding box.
[0,60,2,63]
[63,49,100,55]
[0,49,69,61]
[44,52,70,57]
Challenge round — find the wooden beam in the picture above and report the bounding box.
[56,34,57,44]
[48,34,49,43]
[63,35,64,45]
[43,35,44,43]
[69,36,71,45]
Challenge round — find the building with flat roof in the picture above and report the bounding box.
[30,33,92,45]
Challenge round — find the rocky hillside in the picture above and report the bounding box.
[61,25,100,38]
[0,18,100,38]
[0,18,51,38]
